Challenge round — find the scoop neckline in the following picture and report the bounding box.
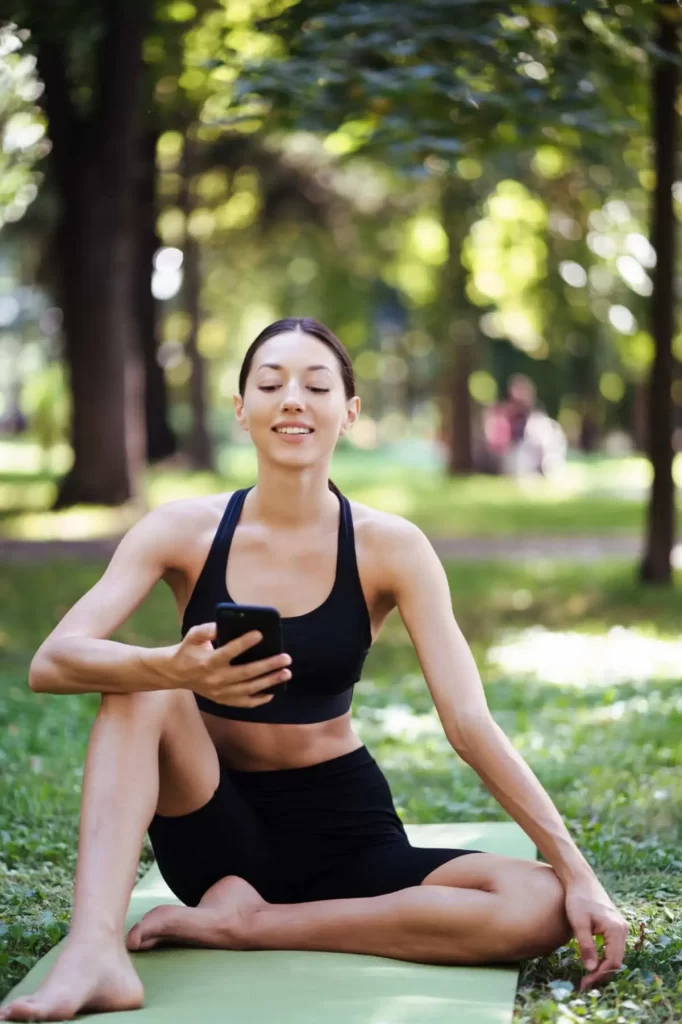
[222,486,344,622]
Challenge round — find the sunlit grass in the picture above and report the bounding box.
[486,626,682,687]
[3,440,682,540]
[0,556,680,1019]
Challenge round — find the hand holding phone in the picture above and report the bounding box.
[167,603,290,707]
[215,603,288,697]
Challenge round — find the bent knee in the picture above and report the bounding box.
[99,687,193,724]
[499,864,572,960]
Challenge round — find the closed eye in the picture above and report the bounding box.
[259,386,330,393]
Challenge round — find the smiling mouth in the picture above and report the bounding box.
[272,428,314,435]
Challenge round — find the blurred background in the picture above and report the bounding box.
[0,3,681,1019]
[0,1,679,570]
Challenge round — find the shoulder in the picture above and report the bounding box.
[350,500,439,598]
[121,492,234,572]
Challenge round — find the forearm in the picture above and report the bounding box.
[29,638,176,696]
[454,719,595,886]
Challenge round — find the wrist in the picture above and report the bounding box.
[141,645,179,690]
[554,857,598,888]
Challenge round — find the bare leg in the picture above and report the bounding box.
[0,690,220,1023]
[127,855,572,966]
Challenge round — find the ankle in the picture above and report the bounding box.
[66,920,124,948]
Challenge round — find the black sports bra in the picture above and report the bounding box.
[181,482,373,724]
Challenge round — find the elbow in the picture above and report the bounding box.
[28,650,56,692]
[447,712,498,763]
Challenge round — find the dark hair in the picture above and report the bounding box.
[238,317,355,400]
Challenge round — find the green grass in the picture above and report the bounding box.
[3,439,682,539]
[1,557,681,1020]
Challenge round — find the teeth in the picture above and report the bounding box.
[276,427,311,434]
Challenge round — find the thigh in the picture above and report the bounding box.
[307,840,486,901]
[99,688,219,819]
[421,851,556,895]
[148,760,276,907]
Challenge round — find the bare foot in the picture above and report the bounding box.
[126,874,267,952]
[0,939,143,1022]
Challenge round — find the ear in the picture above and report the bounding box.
[340,396,361,436]
[233,393,249,431]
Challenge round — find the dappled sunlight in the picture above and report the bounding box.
[0,480,56,511]
[0,504,138,540]
[486,625,682,686]
[348,484,417,518]
[581,687,682,724]
[0,440,72,475]
[3,444,682,538]
[355,703,443,741]
[146,469,227,506]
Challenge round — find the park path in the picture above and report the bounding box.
[0,533,644,563]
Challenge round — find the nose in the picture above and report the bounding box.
[281,380,305,409]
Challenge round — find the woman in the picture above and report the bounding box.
[1,318,627,1023]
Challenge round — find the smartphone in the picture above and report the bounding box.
[215,602,286,696]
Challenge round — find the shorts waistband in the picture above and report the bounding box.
[227,744,373,786]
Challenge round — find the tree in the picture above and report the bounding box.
[14,0,151,506]
[640,0,680,584]
[229,0,681,579]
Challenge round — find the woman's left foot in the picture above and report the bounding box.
[126,875,267,952]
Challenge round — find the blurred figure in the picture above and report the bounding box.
[479,374,566,477]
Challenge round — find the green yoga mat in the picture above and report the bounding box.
[5,822,536,1023]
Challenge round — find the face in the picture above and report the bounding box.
[234,331,360,464]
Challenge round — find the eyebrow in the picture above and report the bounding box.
[256,362,333,373]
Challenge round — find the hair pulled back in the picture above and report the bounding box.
[238,317,355,400]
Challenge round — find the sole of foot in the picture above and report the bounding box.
[126,875,268,952]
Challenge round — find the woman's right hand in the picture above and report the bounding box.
[165,622,291,707]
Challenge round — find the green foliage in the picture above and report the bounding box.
[0,24,48,228]
[225,1,658,168]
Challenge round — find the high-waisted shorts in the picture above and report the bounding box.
[148,745,482,906]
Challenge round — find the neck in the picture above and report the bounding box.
[247,462,338,529]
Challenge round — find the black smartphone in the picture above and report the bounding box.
[215,602,286,696]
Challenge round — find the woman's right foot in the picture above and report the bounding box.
[0,938,143,1022]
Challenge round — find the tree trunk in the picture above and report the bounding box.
[181,136,214,471]
[36,3,149,508]
[137,128,178,463]
[640,1,678,584]
[631,381,648,453]
[441,175,477,475]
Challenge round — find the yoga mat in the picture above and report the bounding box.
[4,822,536,1023]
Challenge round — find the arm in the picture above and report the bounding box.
[384,518,627,987]
[385,519,592,882]
[28,505,183,695]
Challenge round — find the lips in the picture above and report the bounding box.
[272,427,314,434]
[272,424,314,432]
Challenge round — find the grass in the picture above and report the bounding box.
[0,557,681,1021]
[3,438,682,539]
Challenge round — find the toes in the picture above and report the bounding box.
[126,909,178,951]
[0,998,47,1022]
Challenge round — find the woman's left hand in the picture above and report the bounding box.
[564,875,629,990]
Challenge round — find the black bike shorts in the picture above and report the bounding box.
[148,744,483,906]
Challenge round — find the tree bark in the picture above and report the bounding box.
[441,175,477,475]
[36,1,149,508]
[181,136,214,471]
[640,1,678,584]
[136,127,178,463]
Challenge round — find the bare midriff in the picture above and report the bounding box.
[201,711,364,771]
